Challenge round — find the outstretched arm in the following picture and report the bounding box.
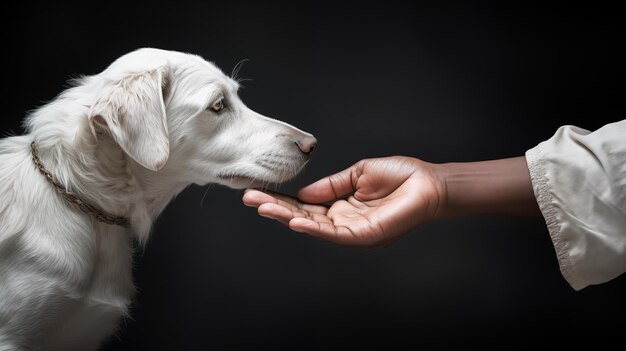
[243,156,540,248]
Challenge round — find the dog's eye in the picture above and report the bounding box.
[210,98,225,112]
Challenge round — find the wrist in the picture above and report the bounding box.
[414,160,450,221]
[429,162,453,219]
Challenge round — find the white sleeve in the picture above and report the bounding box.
[525,119,626,290]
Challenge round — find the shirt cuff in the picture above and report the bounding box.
[525,147,587,291]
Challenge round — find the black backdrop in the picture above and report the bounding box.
[3,2,624,348]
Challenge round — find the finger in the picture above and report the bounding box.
[243,189,279,207]
[289,217,359,246]
[297,162,361,204]
[244,189,329,215]
[243,189,303,209]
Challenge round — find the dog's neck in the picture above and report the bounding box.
[130,160,190,218]
[33,133,189,243]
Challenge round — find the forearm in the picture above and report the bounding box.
[433,156,541,218]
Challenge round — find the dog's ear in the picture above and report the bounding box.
[89,65,170,171]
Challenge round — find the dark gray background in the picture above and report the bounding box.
[2,2,624,348]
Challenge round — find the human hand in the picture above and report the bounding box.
[242,156,446,248]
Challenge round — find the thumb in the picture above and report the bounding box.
[297,161,361,204]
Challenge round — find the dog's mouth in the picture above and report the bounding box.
[216,158,309,189]
[216,167,305,189]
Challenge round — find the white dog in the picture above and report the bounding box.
[0,48,316,350]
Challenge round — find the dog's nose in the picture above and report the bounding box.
[295,135,317,156]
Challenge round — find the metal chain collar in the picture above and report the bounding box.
[30,141,131,228]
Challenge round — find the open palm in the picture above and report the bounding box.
[243,156,445,248]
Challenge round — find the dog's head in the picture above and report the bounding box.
[88,48,316,189]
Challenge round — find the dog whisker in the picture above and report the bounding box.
[199,183,214,208]
[231,58,250,84]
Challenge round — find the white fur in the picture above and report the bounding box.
[0,48,316,350]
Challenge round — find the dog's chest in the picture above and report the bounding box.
[86,224,136,305]
[43,225,136,348]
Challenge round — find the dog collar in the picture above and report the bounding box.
[30,141,131,228]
